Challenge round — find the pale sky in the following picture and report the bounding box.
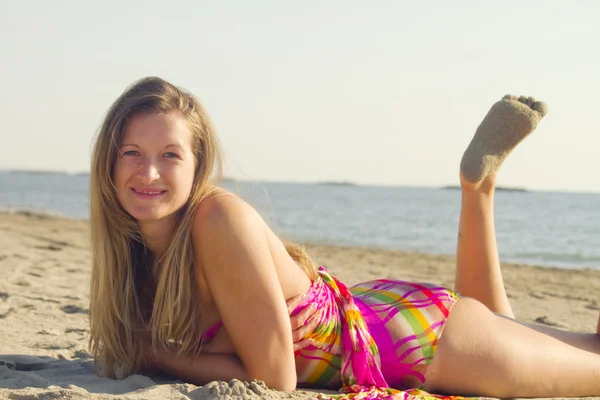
[1,1,599,192]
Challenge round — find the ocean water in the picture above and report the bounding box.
[1,171,599,269]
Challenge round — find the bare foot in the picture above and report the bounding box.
[460,95,548,183]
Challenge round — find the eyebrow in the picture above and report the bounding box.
[120,144,184,150]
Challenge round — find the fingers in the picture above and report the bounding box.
[291,311,319,343]
[293,313,320,351]
[290,302,317,330]
[293,338,315,353]
[286,294,305,314]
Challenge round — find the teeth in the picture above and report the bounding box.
[134,189,162,195]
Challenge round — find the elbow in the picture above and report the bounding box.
[278,373,297,392]
[266,374,297,392]
[250,363,296,392]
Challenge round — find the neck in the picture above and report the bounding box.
[138,215,177,258]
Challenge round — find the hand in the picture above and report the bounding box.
[138,332,162,374]
[140,332,159,365]
[286,294,319,352]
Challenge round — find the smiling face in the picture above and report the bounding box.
[113,113,196,223]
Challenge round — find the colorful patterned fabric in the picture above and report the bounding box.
[292,267,467,399]
[317,385,477,400]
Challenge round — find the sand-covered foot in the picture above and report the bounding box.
[460,94,548,182]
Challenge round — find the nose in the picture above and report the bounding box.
[136,158,160,183]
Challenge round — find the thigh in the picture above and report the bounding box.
[424,297,600,398]
[424,298,514,396]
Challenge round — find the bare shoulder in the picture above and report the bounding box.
[191,189,272,268]
[191,187,311,302]
[193,189,264,237]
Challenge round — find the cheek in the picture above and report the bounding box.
[182,164,196,194]
[166,162,196,200]
[112,160,131,189]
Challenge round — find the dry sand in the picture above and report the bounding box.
[1,211,599,399]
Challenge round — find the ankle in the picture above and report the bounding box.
[460,173,497,195]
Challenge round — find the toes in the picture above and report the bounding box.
[526,96,536,107]
[533,101,548,117]
[502,94,547,117]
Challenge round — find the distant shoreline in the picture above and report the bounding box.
[316,180,357,186]
[441,185,528,192]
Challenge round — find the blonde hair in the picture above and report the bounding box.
[89,77,316,379]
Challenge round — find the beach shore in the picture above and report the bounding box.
[1,211,599,399]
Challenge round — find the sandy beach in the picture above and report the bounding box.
[1,211,600,400]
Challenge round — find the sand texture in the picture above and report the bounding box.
[460,95,547,182]
[1,211,600,399]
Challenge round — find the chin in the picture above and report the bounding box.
[123,205,175,223]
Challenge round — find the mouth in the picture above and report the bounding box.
[131,188,167,198]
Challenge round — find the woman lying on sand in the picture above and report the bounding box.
[88,77,600,399]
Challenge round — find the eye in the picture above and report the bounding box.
[164,152,180,159]
[122,150,140,157]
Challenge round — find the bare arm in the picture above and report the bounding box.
[146,294,318,383]
[192,196,297,391]
[147,348,249,384]
[146,297,317,383]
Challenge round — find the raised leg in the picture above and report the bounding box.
[425,298,600,398]
[456,178,513,317]
[455,95,548,318]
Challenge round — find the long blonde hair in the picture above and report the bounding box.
[89,77,316,379]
